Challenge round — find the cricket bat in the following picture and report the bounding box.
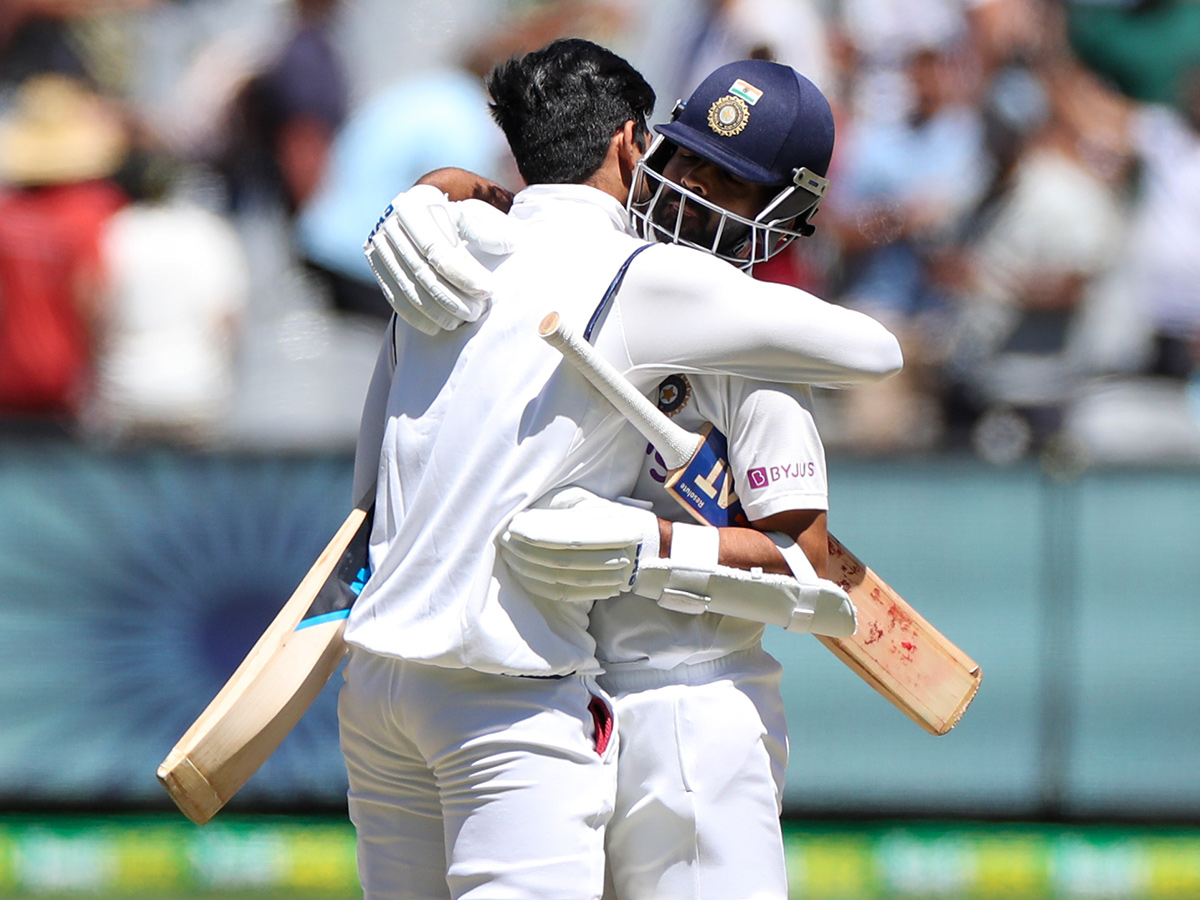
[157,498,373,824]
[539,312,981,735]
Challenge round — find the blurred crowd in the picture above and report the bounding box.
[0,0,1198,464]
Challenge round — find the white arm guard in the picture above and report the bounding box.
[363,184,515,333]
[632,523,857,637]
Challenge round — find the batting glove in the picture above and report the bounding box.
[363,184,516,334]
[499,487,660,603]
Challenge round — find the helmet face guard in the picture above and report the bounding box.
[626,133,829,270]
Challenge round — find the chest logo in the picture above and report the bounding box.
[656,374,692,417]
[708,95,750,137]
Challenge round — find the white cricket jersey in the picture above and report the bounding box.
[347,184,899,676]
[589,375,828,672]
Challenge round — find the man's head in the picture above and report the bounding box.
[628,59,834,269]
[486,39,655,186]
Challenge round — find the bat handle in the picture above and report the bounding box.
[539,312,699,470]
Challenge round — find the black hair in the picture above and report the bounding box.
[486,38,655,185]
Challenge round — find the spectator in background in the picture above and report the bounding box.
[295,49,506,319]
[942,50,1129,462]
[0,0,92,88]
[0,73,129,430]
[1053,61,1200,385]
[831,43,989,325]
[664,0,834,103]
[296,0,626,320]
[822,40,990,451]
[1066,0,1200,113]
[83,157,251,448]
[217,0,348,216]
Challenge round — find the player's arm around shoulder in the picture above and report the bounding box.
[619,243,903,386]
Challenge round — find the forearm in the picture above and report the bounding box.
[657,509,829,577]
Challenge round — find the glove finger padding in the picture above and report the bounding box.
[364,231,441,335]
[503,506,648,551]
[363,184,512,331]
[380,217,478,326]
[498,535,636,572]
[499,541,632,591]
[507,567,621,603]
[498,489,659,604]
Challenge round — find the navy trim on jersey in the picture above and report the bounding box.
[584,243,654,343]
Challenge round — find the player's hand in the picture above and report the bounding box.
[498,488,660,603]
[363,184,517,334]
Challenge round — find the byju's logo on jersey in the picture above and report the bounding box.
[747,462,817,490]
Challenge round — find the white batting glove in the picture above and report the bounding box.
[363,184,516,334]
[499,487,660,603]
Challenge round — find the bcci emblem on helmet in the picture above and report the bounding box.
[708,95,749,137]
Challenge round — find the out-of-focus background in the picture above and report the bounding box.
[0,0,1198,897]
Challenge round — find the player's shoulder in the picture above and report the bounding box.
[725,376,817,422]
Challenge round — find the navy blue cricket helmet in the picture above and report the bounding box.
[627,59,834,268]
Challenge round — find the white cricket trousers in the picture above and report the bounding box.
[597,646,789,900]
[338,648,619,900]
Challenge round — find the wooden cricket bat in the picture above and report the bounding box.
[157,498,373,824]
[539,312,980,735]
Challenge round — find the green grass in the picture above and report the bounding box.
[4,815,1200,898]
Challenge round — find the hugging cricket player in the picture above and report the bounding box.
[538,311,980,736]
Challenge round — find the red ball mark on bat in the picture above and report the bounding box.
[899,640,917,662]
[864,622,885,645]
[886,602,915,635]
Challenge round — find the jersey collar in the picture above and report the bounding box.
[510,183,636,236]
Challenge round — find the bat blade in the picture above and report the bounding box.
[539,312,980,734]
[821,537,980,735]
[157,501,372,823]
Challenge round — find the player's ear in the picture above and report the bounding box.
[617,119,644,188]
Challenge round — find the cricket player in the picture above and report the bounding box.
[372,59,855,899]
[347,41,900,900]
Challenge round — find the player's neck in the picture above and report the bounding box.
[583,120,642,205]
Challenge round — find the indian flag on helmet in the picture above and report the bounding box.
[729,79,763,105]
